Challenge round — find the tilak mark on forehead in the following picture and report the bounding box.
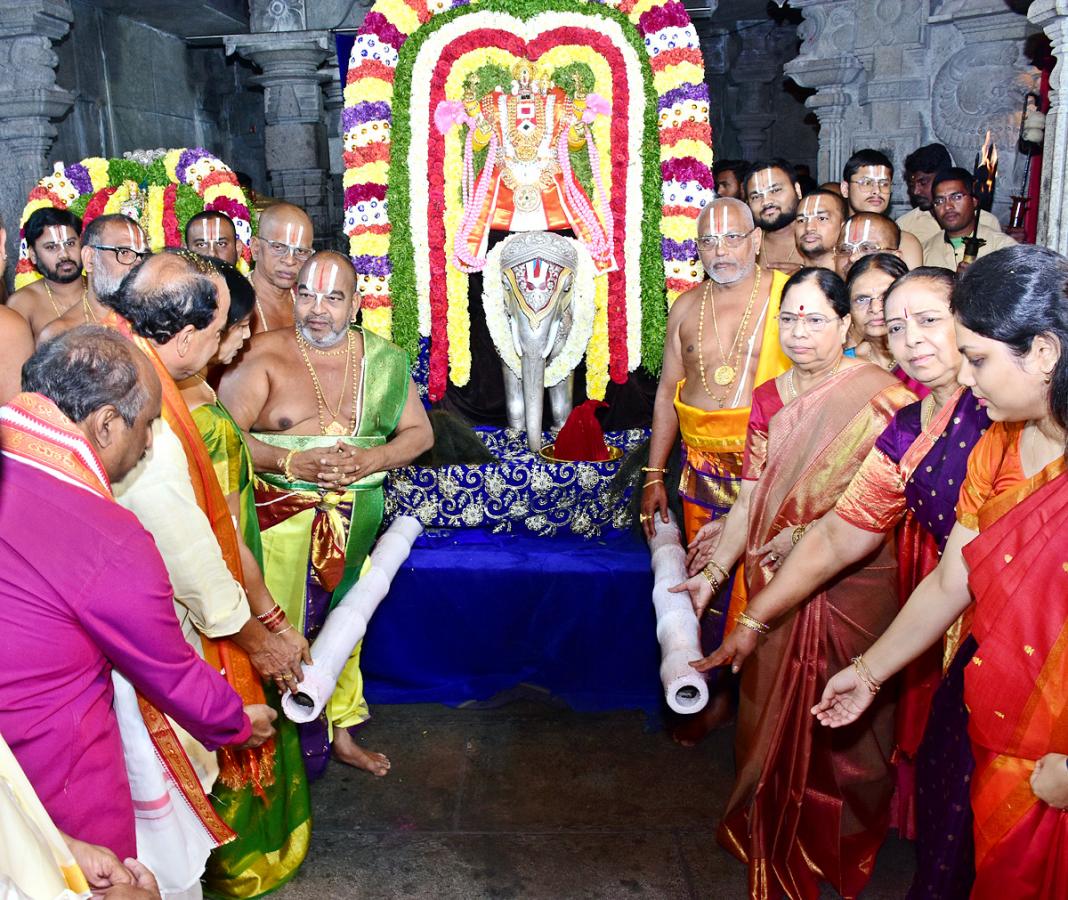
[303,258,341,297]
[282,222,307,248]
[846,218,874,244]
[122,222,146,252]
[44,226,74,245]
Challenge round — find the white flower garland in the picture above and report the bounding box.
[482,236,597,388]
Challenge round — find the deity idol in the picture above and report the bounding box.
[436,61,616,274]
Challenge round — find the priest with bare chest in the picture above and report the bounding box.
[219,250,432,779]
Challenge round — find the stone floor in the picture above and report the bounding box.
[274,697,916,899]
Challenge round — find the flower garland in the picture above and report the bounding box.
[482,236,597,388]
[344,0,712,395]
[16,148,257,290]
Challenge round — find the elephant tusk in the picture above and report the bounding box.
[543,319,561,359]
[510,316,523,358]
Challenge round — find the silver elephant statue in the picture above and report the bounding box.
[498,233,581,452]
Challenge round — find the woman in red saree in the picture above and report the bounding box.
[676,267,915,898]
[815,245,1068,899]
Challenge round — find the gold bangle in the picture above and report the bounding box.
[700,565,721,591]
[282,448,297,482]
[735,611,770,636]
[641,465,668,474]
[792,524,808,545]
[642,479,664,490]
[705,559,730,583]
[851,655,882,694]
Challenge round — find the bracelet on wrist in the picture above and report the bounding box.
[851,654,882,694]
[705,559,730,583]
[642,479,664,490]
[256,604,282,623]
[283,448,297,482]
[272,623,294,636]
[735,611,770,636]
[641,465,668,474]
[701,565,721,592]
[791,523,808,545]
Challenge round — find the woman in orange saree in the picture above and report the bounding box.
[677,267,915,898]
[815,245,1068,899]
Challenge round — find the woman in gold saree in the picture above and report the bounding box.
[677,267,915,898]
[815,245,1068,899]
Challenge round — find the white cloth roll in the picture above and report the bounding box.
[646,512,708,715]
[282,517,423,723]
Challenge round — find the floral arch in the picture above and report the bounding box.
[343,0,714,401]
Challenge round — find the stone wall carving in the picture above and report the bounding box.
[251,0,307,33]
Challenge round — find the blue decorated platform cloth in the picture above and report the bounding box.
[360,528,662,715]
[383,427,648,538]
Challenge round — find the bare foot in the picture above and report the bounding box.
[331,726,391,776]
[670,689,734,748]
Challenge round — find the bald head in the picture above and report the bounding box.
[697,197,755,236]
[836,213,902,278]
[252,202,314,292]
[697,198,758,286]
[295,251,358,350]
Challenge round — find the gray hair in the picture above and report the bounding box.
[22,325,148,426]
[697,197,755,234]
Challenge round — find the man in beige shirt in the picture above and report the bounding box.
[920,168,1016,271]
[898,143,1001,244]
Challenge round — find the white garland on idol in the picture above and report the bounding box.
[482,236,597,387]
[407,10,647,368]
[646,511,709,715]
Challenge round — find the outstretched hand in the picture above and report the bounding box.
[685,519,724,575]
[689,624,759,675]
[754,528,795,572]
[811,665,874,727]
[668,572,715,618]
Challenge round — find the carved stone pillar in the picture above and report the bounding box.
[225,2,332,244]
[727,21,779,160]
[1030,0,1068,252]
[321,49,345,250]
[782,0,866,182]
[0,0,74,267]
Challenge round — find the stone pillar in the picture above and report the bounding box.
[1030,0,1068,252]
[0,0,74,267]
[727,21,780,160]
[225,16,332,244]
[321,49,345,250]
[782,0,866,183]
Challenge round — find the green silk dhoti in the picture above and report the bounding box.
[253,328,409,779]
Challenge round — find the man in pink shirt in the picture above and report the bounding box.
[0,325,276,861]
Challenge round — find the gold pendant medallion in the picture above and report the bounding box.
[324,420,348,436]
[713,364,736,386]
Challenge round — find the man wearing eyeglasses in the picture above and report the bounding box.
[7,207,85,339]
[248,202,315,333]
[921,168,1016,271]
[897,143,1002,244]
[833,212,904,279]
[37,214,148,345]
[839,149,923,268]
[742,159,803,274]
[641,197,791,738]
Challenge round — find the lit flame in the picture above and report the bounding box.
[979,130,998,193]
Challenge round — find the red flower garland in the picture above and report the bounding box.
[81,187,118,229]
[162,184,180,247]
[423,25,634,398]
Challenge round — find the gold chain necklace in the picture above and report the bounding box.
[786,354,844,401]
[195,373,218,406]
[296,327,359,436]
[698,267,762,398]
[43,280,64,317]
[81,285,97,323]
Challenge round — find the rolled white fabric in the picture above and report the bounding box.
[282,517,423,723]
[647,512,708,715]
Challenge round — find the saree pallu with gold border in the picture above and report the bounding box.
[718,365,914,900]
[962,469,1068,900]
[254,329,410,780]
[192,402,311,898]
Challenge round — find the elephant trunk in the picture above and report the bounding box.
[522,353,546,452]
